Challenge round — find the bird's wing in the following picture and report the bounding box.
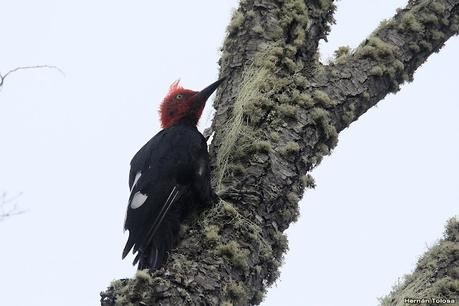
[122,128,194,259]
[128,129,166,190]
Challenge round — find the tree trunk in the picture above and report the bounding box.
[379,218,458,306]
[101,0,459,305]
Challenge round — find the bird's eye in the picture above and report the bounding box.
[176,94,183,100]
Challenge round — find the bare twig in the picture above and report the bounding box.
[0,192,25,221]
[0,65,65,88]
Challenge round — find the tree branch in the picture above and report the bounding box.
[0,192,25,222]
[101,0,458,305]
[379,218,459,306]
[0,65,65,89]
[218,0,336,74]
[322,0,459,132]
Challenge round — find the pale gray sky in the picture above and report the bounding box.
[0,1,457,306]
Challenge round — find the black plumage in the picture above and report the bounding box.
[122,124,213,270]
[122,78,224,270]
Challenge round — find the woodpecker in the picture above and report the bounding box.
[122,78,224,270]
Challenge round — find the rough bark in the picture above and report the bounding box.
[101,0,459,305]
[379,218,459,306]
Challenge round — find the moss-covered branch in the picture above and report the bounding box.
[322,0,459,131]
[379,218,459,306]
[100,0,458,305]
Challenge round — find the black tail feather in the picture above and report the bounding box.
[122,234,135,259]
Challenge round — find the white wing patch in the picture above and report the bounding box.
[131,172,142,192]
[130,191,148,209]
[197,160,205,177]
[206,130,215,145]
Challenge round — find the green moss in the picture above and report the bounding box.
[361,92,370,101]
[259,243,273,260]
[226,282,247,302]
[429,2,445,14]
[243,103,264,123]
[217,241,249,270]
[429,277,459,297]
[399,12,423,32]
[257,54,278,70]
[135,269,152,284]
[280,0,309,32]
[254,140,272,152]
[374,19,394,34]
[419,40,433,51]
[369,66,384,77]
[440,17,450,26]
[252,24,264,34]
[333,45,351,64]
[323,123,338,146]
[308,155,322,166]
[227,10,245,34]
[334,45,351,58]
[379,218,459,305]
[223,202,237,217]
[280,205,299,222]
[270,131,280,142]
[268,24,284,40]
[419,12,438,25]
[310,107,337,145]
[280,141,300,156]
[313,90,335,107]
[277,104,297,118]
[293,74,309,88]
[342,101,362,125]
[273,231,289,253]
[115,295,129,305]
[227,163,246,176]
[290,89,300,101]
[287,192,299,204]
[110,279,132,304]
[408,42,421,53]
[251,289,266,305]
[392,59,404,72]
[300,174,316,189]
[221,301,233,306]
[259,96,274,108]
[231,136,255,159]
[444,217,458,241]
[316,143,330,156]
[310,107,327,121]
[246,10,256,18]
[431,30,445,40]
[330,69,340,78]
[277,93,290,104]
[318,0,333,10]
[355,36,396,60]
[214,65,269,189]
[296,93,314,107]
[342,111,355,125]
[283,57,299,72]
[292,25,306,46]
[205,225,220,242]
[402,73,410,82]
[385,59,404,80]
[449,15,459,32]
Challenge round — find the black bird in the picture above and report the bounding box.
[122,78,224,270]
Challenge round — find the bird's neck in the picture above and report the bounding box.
[162,114,200,129]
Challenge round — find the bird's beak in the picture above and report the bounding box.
[193,77,226,104]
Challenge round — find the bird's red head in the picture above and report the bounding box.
[159,78,225,129]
